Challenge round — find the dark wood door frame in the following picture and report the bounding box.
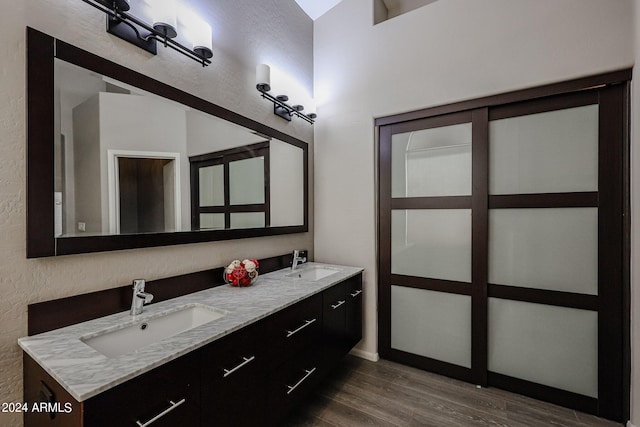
[376,69,631,423]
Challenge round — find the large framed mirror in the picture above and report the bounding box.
[26,28,308,258]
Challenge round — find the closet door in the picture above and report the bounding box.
[379,111,480,382]
[485,91,608,416]
[378,79,628,422]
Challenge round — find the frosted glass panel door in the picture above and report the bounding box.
[489,208,598,294]
[489,105,598,195]
[392,123,472,197]
[190,143,270,231]
[229,157,265,205]
[392,209,471,282]
[385,113,475,372]
[487,98,603,400]
[392,286,471,367]
[488,298,598,397]
[230,212,265,229]
[379,81,627,421]
[199,165,224,207]
[200,213,224,230]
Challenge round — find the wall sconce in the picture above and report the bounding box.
[256,64,316,124]
[81,0,213,67]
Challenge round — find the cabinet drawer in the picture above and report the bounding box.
[346,273,363,348]
[201,321,266,427]
[202,321,266,386]
[265,293,322,369]
[323,281,348,369]
[267,346,322,423]
[84,351,200,427]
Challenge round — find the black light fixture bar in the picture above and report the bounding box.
[258,88,316,124]
[81,0,212,67]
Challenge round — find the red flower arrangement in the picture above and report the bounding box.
[224,259,260,287]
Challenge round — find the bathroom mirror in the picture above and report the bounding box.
[26,28,308,257]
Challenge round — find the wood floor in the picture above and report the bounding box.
[283,356,621,427]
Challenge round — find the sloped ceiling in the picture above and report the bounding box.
[295,0,437,21]
[294,0,343,20]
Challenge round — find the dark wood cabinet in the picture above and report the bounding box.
[322,274,363,372]
[345,274,363,349]
[24,272,363,427]
[85,351,201,427]
[265,293,322,371]
[201,321,267,427]
[322,280,348,371]
[267,346,323,423]
[265,293,323,423]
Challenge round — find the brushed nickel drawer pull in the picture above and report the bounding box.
[286,367,317,395]
[223,356,256,378]
[331,300,346,310]
[350,289,362,297]
[286,318,317,338]
[136,398,186,427]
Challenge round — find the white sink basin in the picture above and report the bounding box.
[286,266,340,281]
[81,304,226,358]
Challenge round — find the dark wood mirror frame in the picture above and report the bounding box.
[26,27,309,258]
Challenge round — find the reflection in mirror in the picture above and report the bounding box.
[54,59,304,237]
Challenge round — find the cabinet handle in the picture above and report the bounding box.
[223,356,256,378]
[286,318,317,338]
[331,300,346,310]
[286,367,317,395]
[350,289,362,298]
[136,398,186,427]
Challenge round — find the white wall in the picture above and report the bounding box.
[72,95,102,233]
[0,1,312,426]
[98,93,190,232]
[186,110,265,157]
[72,92,191,234]
[313,1,636,413]
[270,139,305,226]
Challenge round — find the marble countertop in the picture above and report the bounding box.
[18,262,363,402]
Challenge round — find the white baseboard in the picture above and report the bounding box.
[627,421,637,427]
[349,348,379,362]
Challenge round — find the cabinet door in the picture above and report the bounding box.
[23,354,83,427]
[346,273,363,349]
[267,346,322,424]
[201,321,266,427]
[322,281,348,370]
[265,293,322,370]
[84,352,200,427]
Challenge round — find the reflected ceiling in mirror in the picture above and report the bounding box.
[27,28,308,257]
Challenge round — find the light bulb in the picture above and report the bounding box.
[256,64,271,92]
[152,0,178,38]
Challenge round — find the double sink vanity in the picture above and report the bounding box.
[19,262,363,426]
[22,28,361,427]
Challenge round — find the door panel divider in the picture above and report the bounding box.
[390,275,471,295]
[488,284,598,311]
[488,192,598,209]
[471,108,489,386]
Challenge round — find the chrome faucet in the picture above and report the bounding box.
[291,250,307,271]
[130,279,154,316]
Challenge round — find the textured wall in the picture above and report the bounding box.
[0,1,312,426]
[313,0,635,372]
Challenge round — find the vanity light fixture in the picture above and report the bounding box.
[80,0,213,66]
[256,64,316,124]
